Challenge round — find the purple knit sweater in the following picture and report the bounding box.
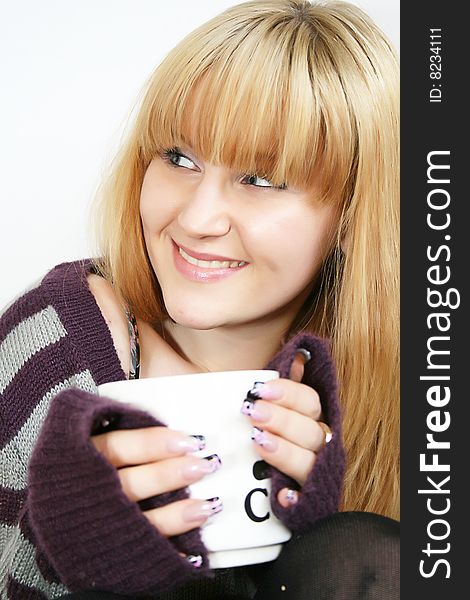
[0,260,345,599]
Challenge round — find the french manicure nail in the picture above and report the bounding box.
[249,382,282,401]
[251,427,278,452]
[182,454,222,480]
[168,434,206,453]
[241,400,271,422]
[183,497,223,522]
[189,435,206,450]
[247,381,265,400]
[241,398,256,416]
[203,453,222,472]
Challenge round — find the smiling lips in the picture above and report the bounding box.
[173,242,248,281]
[178,246,247,269]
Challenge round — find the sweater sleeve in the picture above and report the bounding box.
[27,387,210,597]
[266,333,346,533]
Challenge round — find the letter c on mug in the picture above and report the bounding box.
[244,487,270,523]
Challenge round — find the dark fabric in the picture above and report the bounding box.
[56,512,400,600]
[1,259,345,598]
[251,511,400,599]
[28,388,211,595]
[266,333,345,532]
[27,334,344,596]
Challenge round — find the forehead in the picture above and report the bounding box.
[141,22,359,206]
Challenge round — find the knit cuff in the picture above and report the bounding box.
[28,388,209,596]
[266,333,345,533]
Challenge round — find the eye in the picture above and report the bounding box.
[241,174,287,190]
[162,148,198,170]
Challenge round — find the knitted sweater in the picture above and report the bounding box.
[0,260,345,599]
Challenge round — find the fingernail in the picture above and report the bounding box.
[186,554,203,568]
[189,435,207,450]
[248,382,282,401]
[203,453,222,472]
[182,454,222,480]
[284,489,299,505]
[183,497,223,522]
[246,381,265,400]
[296,348,312,363]
[251,427,278,452]
[168,434,206,453]
[241,400,272,422]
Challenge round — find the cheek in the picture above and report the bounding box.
[278,237,325,291]
[247,208,336,283]
[140,192,158,235]
[139,171,176,234]
[140,169,157,231]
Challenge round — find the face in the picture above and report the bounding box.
[140,146,338,331]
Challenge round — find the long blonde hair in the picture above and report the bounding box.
[93,0,400,520]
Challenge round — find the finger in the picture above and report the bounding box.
[179,553,204,569]
[92,427,205,468]
[277,487,300,508]
[243,400,325,451]
[119,454,222,502]
[245,378,321,420]
[251,427,315,485]
[289,348,310,382]
[318,422,334,445]
[144,497,223,537]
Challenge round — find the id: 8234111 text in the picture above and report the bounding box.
[429,28,442,103]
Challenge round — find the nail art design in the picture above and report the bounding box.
[247,381,265,400]
[241,400,270,422]
[186,554,203,568]
[251,427,278,452]
[204,496,223,516]
[248,382,282,401]
[183,454,222,480]
[241,398,256,416]
[183,497,224,522]
[242,381,267,415]
[190,435,206,451]
[203,454,222,472]
[252,426,267,445]
[169,434,206,453]
[285,489,299,505]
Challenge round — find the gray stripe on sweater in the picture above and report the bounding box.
[0,306,67,393]
[0,370,96,491]
[0,524,68,599]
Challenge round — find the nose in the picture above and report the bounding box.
[177,169,231,238]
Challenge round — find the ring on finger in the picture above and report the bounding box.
[318,422,333,446]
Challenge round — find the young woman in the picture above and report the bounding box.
[0,1,399,598]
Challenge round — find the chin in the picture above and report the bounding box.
[165,299,228,330]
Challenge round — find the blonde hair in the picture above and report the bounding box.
[93,0,400,520]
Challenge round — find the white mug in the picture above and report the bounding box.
[98,370,291,568]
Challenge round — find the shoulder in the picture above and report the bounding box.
[0,261,126,450]
[0,261,96,439]
[86,273,130,377]
[1,260,92,341]
[0,259,127,388]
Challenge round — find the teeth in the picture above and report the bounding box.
[179,247,246,269]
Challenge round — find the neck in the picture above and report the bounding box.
[164,318,290,372]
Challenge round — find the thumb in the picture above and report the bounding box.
[288,348,311,382]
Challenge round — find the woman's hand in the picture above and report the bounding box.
[91,427,222,536]
[241,350,332,507]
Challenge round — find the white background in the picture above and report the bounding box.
[0,0,399,309]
